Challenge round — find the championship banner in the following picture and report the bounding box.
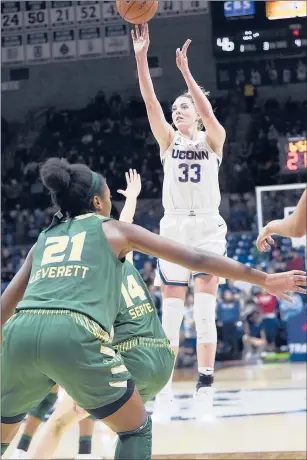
[157,1,181,17]
[26,31,51,64]
[77,27,103,58]
[1,34,24,66]
[76,0,101,24]
[182,1,209,15]
[104,23,129,57]
[52,29,76,61]
[1,1,23,31]
[50,1,75,28]
[24,1,48,28]
[102,1,121,21]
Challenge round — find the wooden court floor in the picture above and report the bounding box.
[4,363,306,459]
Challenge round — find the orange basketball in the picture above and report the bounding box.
[116,1,158,24]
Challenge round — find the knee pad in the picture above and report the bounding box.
[162,298,184,347]
[116,416,152,460]
[118,415,152,440]
[193,293,217,344]
[28,392,58,421]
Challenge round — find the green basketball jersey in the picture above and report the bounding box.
[113,260,167,345]
[17,213,123,334]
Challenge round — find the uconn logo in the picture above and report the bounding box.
[172,150,209,160]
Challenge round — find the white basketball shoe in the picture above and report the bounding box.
[152,392,178,423]
[9,449,28,459]
[194,386,215,421]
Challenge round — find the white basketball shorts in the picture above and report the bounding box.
[156,211,227,286]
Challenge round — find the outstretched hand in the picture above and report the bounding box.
[117,169,141,199]
[176,39,192,73]
[131,23,150,57]
[264,270,307,302]
[256,225,275,252]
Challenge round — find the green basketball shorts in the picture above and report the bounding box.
[114,337,175,403]
[1,309,131,420]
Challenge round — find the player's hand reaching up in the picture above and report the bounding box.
[176,39,192,74]
[131,23,150,57]
[118,169,141,199]
[263,270,307,302]
[256,225,275,252]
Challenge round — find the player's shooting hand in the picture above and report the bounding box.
[256,225,275,252]
[263,270,307,302]
[117,169,141,199]
[176,39,191,74]
[131,23,150,57]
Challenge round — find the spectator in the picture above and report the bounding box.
[217,290,241,356]
[148,284,162,321]
[243,310,266,361]
[287,250,304,271]
[140,261,155,287]
[255,287,278,351]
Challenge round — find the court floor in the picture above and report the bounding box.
[5,362,306,459]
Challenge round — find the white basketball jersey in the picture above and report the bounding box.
[161,131,222,212]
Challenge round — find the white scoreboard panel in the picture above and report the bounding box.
[1,33,24,65]
[52,29,76,60]
[1,1,208,66]
[104,24,129,56]
[78,27,103,58]
[26,31,51,63]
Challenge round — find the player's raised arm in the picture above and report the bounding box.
[176,40,226,156]
[1,245,35,328]
[102,220,306,302]
[118,169,141,224]
[256,189,307,251]
[118,169,142,264]
[132,23,175,151]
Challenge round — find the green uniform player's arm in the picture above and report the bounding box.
[102,220,307,302]
[1,245,35,329]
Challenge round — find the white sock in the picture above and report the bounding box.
[198,367,214,376]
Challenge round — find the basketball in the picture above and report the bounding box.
[116,1,158,24]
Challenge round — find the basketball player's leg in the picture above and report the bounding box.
[194,275,219,369]
[12,385,59,458]
[191,273,220,419]
[32,345,174,459]
[39,388,151,460]
[192,215,228,418]
[1,313,56,456]
[31,392,88,459]
[154,248,189,418]
[41,316,151,460]
[77,417,96,459]
[157,214,189,359]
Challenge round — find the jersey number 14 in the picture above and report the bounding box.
[121,275,146,308]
